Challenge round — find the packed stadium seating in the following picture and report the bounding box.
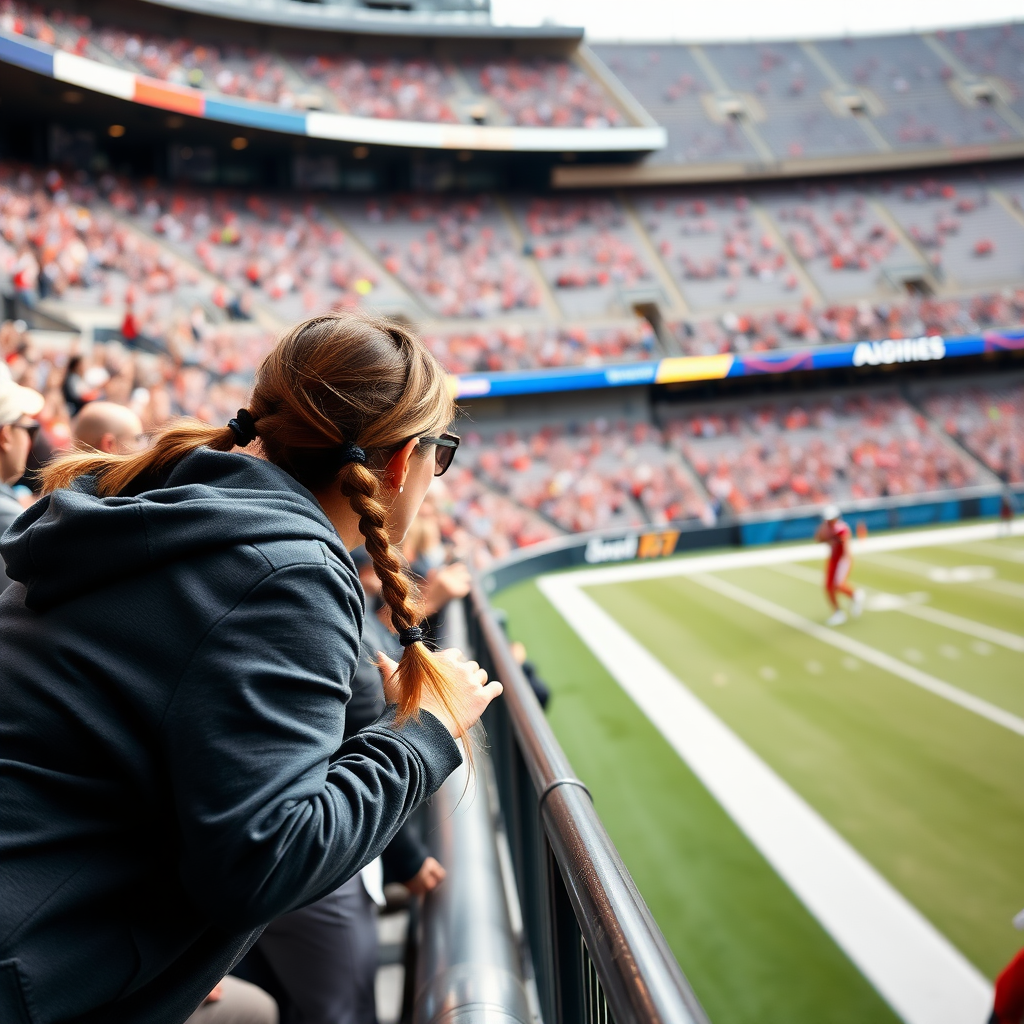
[634,191,805,310]
[462,420,712,534]
[921,377,1024,484]
[124,181,408,328]
[663,391,987,512]
[339,195,540,320]
[420,320,656,374]
[299,55,459,121]
[468,57,624,128]
[670,289,1024,354]
[434,469,560,568]
[514,196,658,318]
[877,176,1024,286]
[3,157,1024,377]
[0,165,234,344]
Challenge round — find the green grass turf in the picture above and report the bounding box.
[493,533,1024,1019]
[584,565,1024,978]
[495,580,900,1024]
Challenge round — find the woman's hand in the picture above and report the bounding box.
[378,648,502,738]
[405,856,446,895]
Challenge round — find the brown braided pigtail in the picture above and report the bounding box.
[339,460,471,735]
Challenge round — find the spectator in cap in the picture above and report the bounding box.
[0,364,44,592]
[72,401,145,455]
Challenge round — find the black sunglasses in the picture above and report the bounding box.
[14,420,40,440]
[419,433,460,477]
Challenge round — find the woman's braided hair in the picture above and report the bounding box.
[43,311,461,726]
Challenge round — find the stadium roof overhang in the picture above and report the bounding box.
[137,0,584,40]
[0,31,665,155]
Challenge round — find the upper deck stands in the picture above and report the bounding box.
[592,44,760,165]
[814,33,1018,151]
[943,24,1024,122]
[702,42,874,160]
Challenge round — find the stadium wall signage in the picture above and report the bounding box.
[851,336,946,367]
[0,30,666,154]
[582,530,680,564]
[454,329,1024,399]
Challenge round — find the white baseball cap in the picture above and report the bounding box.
[821,504,841,521]
[0,362,45,427]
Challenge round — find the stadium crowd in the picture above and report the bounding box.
[420,320,656,374]
[463,419,713,534]
[353,195,540,319]
[672,289,1024,354]
[471,58,624,128]
[923,380,1024,484]
[665,392,985,513]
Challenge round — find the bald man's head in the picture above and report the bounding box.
[72,402,145,454]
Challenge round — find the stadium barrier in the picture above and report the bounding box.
[414,753,533,1024]
[454,329,1024,399]
[467,578,711,1024]
[479,485,1018,594]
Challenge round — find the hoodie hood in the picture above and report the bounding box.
[1,449,352,611]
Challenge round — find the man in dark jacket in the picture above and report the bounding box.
[0,365,43,592]
[0,449,462,1024]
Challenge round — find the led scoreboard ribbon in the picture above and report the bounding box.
[452,329,1024,399]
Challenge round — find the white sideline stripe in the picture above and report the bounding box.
[772,563,1024,653]
[556,520,1024,588]
[538,575,994,1024]
[689,573,1024,738]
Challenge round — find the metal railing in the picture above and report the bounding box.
[413,753,533,1024]
[465,578,711,1024]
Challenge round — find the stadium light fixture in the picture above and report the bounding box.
[108,125,125,138]
[230,137,249,151]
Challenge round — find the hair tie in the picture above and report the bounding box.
[398,626,425,647]
[227,408,257,447]
[338,441,367,466]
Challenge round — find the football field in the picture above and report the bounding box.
[492,522,1024,1024]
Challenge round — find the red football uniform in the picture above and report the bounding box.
[821,518,852,589]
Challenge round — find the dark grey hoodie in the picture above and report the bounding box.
[0,449,462,1024]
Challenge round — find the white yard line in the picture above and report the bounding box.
[560,520,1024,588]
[538,575,994,1024]
[952,541,1024,565]
[688,573,1024,737]
[771,563,1024,654]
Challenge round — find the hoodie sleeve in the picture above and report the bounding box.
[162,556,462,929]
